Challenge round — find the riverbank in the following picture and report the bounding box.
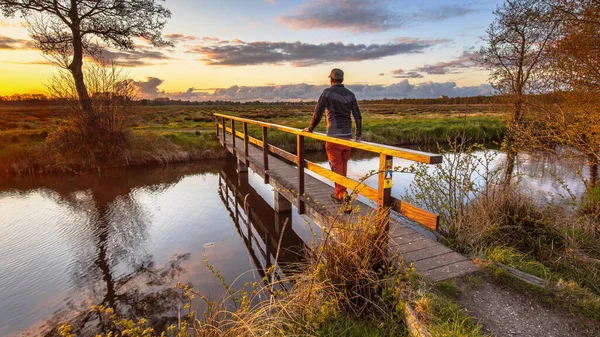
[402,144,600,325]
[0,102,507,176]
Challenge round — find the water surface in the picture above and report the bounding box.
[0,147,589,336]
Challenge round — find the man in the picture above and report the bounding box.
[303,68,362,204]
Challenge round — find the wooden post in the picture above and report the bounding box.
[221,116,226,147]
[230,119,236,149]
[378,154,393,225]
[237,158,247,173]
[274,191,292,212]
[297,134,305,214]
[237,121,248,172]
[214,116,219,141]
[243,122,249,162]
[262,126,269,184]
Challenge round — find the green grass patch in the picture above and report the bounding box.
[318,315,407,337]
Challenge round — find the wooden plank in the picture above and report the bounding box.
[402,245,453,263]
[305,161,378,201]
[390,226,420,237]
[421,260,478,282]
[404,303,432,337]
[390,238,440,254]
[393,231,429,244]
[413,252,468,272]
[213,113,442,164]
[391,198,438,231]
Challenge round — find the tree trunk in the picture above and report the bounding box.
[503,94,523,187]
[504,149,516,187]
[68,2,95,136]
[589,152,599,189]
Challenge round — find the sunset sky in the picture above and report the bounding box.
[0,0,501,101]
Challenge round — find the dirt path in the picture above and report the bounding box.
[453,272,600,337]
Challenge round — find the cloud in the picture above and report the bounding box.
[413,4,476,21]
[134,79,492,101]
[277,0,477,33]
[0,35,35,50]
[164,33,197,42]
[391,69,423,79]
[0,20,15,28]
[277,0,405,33]
[133,77,166,97]
[191,38,448,67]
[414,50,480,75]
[97,47,171,67]
[350,81,492,100]
[5,60,54,66]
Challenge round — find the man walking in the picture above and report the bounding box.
[303,68,362,204]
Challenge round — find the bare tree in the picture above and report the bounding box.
[479,0,558,185]
[0,0,171,138]
[44,59,139,165]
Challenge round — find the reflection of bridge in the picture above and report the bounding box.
[215,113,477,281]
[218,164,306,286]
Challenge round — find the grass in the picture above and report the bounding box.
[403,139,600,322]
[0,101,507,175]
[398,266,488,337]
[317,315,407,337]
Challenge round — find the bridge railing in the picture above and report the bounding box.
[214,113,443,231]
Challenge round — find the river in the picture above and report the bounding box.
[0,148,589,336]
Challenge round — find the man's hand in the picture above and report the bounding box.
[302,127,312,133]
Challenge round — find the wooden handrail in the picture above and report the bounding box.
[215,113,441,231]
[213,113,442,164]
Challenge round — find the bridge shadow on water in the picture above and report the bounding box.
[217,164,308,290]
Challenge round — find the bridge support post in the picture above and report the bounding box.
[274,210,292,238]
[243,122,249,166]
[378,154,393,228]
[297,134,305,214]
[262,126,269,184]
[237,159,247,173]
[274,191,292,213]
[221,116,226,147]
[230,119,236,148]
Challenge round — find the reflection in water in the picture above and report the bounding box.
[0,163,226,337]
[217,164,306,288]
[17,169,198,336]
[305,148,588,209]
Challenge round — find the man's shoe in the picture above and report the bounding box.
[331,194,353,213]
[330,194,343,204]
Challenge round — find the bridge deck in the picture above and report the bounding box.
[218,133,477,281]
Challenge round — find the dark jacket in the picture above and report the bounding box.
[307,84,362,139]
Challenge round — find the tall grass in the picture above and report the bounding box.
[403,136,600,320]
[59,204,489,337]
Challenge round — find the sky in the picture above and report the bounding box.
[0,0,502,101]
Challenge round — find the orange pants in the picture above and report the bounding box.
[326,142,351,200]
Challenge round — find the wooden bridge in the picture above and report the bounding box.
[214,113,477,281]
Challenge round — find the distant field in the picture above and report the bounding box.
[0,101,507,174]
